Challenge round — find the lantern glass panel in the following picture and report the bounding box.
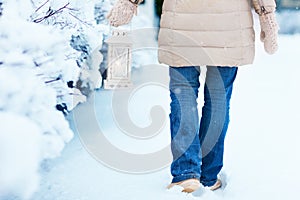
[111,46,130,79]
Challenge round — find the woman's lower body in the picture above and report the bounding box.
[169,65,238,187]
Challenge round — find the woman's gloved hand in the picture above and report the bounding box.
[107,0,143,27]
[253,0,279,54]
[259,7,279,54]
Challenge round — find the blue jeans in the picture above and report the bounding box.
[169,66,237,186]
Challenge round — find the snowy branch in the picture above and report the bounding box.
[0,1,3,17]
[33,2,70,23]
[68,12,93,27]
[35,0,50,13]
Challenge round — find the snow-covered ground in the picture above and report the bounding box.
[27,32,300,200]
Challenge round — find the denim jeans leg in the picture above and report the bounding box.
[169,66,201,183]
[199,66,238,187]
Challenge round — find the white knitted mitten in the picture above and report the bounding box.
[107,0,139,27]
[259,9,279,54]
[253,0,279,54]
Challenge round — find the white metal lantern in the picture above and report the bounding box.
[104,30,133,89]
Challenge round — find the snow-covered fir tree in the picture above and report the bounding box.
[0,0,112,199]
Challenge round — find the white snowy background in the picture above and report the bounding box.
[0,0,300,200]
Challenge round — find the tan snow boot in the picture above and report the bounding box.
[208,179,222,191]
[167,178,201,193]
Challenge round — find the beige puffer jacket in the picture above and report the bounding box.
[158,0,256,67]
